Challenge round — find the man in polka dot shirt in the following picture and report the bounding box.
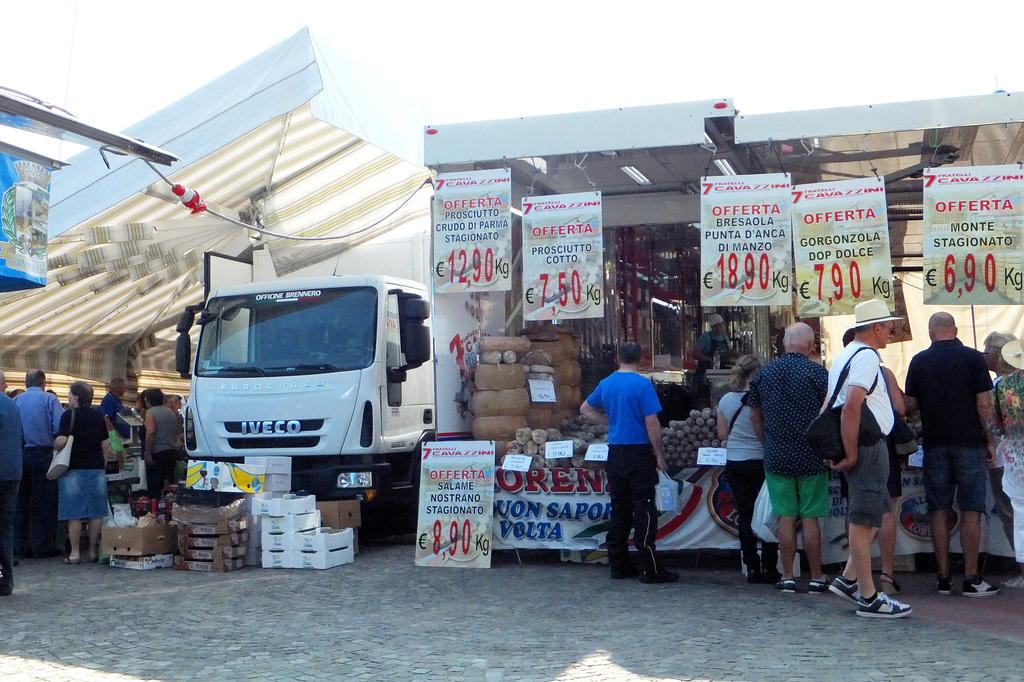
[747,322,830,594]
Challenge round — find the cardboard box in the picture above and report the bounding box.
[174,555,245,572]
[109,553,175,570]
[263,472,292,493]
[178,531,249,550]
[316,500,361,529]
[244,456,292,475]
[178,515,248,537]
[294,527,352,553]
[265,510,320,533]
[293,544,354,570]
[180,545,246,561]
[261,530,291,551]
[173,500,246,527]
[268,494,316,516]
[261,548,293,569]
[249,492,283,516]
[186,460,265,493]
[101,523,178,557]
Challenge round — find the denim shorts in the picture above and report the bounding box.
[58,469,109,521]
[923,445,988,513]
[846,439,890,528]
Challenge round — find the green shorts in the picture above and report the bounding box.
[764,471,830,518]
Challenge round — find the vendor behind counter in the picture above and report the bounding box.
[693,314,740,401]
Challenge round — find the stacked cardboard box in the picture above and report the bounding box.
[256,494,354,570]
[101,519,177,570]
[172,502,249,572]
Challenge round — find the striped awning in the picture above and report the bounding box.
[0,28,430,386]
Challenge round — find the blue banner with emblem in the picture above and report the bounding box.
[0,153,50,291]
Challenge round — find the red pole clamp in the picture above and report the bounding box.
[171,183,208,214]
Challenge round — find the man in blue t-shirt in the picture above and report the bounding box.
[581,342,678,584]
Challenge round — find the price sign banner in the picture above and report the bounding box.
[699,174,792,306]
[501,454,532,472]
[696,447,728,466]
[544,440,574,460]
[416,441,495,568]
[922,165,1024,305]
[792,177,894,317]
[528,377,556,403]
[433,169,512,293]
[522,192,604,320]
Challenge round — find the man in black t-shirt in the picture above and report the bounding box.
[905,312,998,597]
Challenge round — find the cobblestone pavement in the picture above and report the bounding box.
[3,544,1024,682]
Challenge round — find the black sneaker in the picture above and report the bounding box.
[936,574,953,595]
[828,575,860,606]
[856,592,912,619]
[610,566,639,580]
[963,575,1000,598]
[774,577,797,593]
[640,570,680,584]
[761,568,782,584]
[807,576,831,594]
[746,569,763,584]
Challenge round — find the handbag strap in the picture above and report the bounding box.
[65,408,76,439]
[727,392,748,432]
[825,346,877,411]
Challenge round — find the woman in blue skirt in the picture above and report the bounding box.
[54,381,111,564]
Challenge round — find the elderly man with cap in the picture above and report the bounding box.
[826,299,912,618]
[694,313,738,404]
[904,311,998,597]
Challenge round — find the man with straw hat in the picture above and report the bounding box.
[825,299,913,618]
[905,311,999,597]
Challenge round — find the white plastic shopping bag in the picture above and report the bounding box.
[751,481,778,543]
[655,471,679,513]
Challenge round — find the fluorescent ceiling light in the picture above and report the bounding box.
[621,165,652,185]
[713,159,737,176]
[510,206,523,217]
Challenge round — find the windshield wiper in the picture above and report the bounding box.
[214,366,267,376]
[266,363,341,373]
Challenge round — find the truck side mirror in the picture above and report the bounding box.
[174,305,203,378]
[396,292,431,369]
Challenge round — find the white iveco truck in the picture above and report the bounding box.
[175,273,434,507]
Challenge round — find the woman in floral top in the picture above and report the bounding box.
[989,339,1024,587]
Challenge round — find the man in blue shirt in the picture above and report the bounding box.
[581,342,678,584]
[13,370,64,559]
[99,377,131,440]
[0,372,23,595]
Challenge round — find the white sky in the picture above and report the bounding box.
[5,0,1024,160]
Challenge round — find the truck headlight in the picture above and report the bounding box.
[337,471,373,488]
[185,407,196,450]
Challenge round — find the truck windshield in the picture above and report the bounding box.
[195,287,377,377]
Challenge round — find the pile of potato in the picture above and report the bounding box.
[661,408,722,469]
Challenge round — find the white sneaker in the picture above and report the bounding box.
[856,591,912,619]
[1002,576,1024,589]
[963,575,1000,598]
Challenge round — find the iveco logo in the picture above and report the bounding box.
[241,420,302,435]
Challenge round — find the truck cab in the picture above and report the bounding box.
[176,274,433,505]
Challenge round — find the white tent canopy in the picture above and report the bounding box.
[0,28,431,386]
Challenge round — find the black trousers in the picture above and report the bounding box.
[725,459,778,571]
[606,444,662,574]
[146,449,181,495]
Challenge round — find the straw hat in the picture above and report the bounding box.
[853,299,901,328]
[1002,339,1024,369]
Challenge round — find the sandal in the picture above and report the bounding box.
[64,556,81,565]
[879,572,901,595]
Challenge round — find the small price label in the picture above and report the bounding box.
[545,440,574,459]
[908,446,924,468]
[501,454,532,472]
[697,447,727,466]
[584,443,609,461]
[528,378,556,403]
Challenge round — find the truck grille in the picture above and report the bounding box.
[224,420,325,433]
[227,436,320,449]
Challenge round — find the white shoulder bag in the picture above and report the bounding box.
[46,409,75,480]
